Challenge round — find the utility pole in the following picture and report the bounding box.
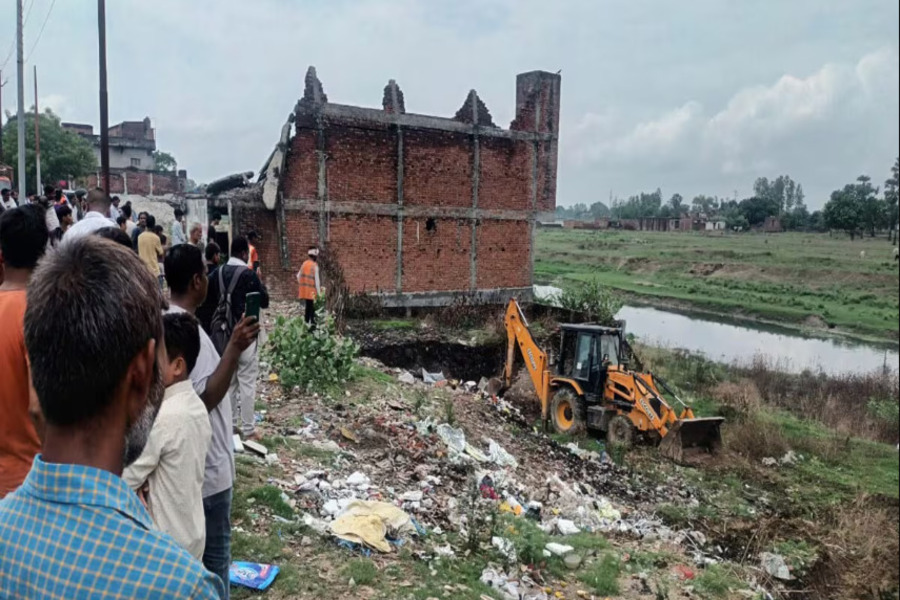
[16,0,26,203]
[0,69,6,163]
[34,65,41,193]
[98,0,110,193]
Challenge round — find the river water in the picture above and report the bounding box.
[533,286,898,376]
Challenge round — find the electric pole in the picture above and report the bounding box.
[34,65,41,193]
[17,0,26,202]
[98,0,110,193]
[0,69,6,163]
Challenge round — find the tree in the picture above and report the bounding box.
[668,193,685,216]
[690,194,719,216]
[612,189,663,219]
[885,157,899,243]
[754,174,803,215]
[2,108,97,194]
[824,185,862,239]
[589,201,610,219]
[855,175,884,237]
[738,196,780,227]
[152,150,177,172]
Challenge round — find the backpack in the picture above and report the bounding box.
[210,265,245,355]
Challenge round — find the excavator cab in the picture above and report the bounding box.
[556,325,625,399]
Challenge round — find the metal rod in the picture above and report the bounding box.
[16,0,26,201]
[98,0,110,193]
[34,65,41,193]
[0,69,5,164]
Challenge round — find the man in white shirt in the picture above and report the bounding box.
[123,312,211,559]
[0,189,15,210]
[162,243,259,599]
[109,196,122,220]
[63,188,116,241]
[171,208,188,246]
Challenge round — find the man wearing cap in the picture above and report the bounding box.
[296,247,322,326]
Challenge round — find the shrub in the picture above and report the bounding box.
[577,553,621,596]
[559,278,623,325]
[264,313,359,391]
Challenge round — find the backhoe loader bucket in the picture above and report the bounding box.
[658,417,724,463]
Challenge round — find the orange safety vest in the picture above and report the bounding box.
[298,259,318,300]
[249,244,259,268]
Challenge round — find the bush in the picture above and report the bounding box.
[264,313,359,391]
[559,279,623,325]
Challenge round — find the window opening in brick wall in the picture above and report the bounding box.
[131,158,141,167]
[425,218,437,233]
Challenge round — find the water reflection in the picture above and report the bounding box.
[533,285,898,376]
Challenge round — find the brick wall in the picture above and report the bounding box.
[85,169,186,196]
[234,67,560,305]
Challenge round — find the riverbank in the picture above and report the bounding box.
[535,229,900,341]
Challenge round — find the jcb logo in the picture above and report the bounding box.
[526,348,537,371]
[639,397,655,421]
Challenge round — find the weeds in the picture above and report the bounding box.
[693,564,742,599]
[443,397,457,426]
[412,389,428,415]
[341,559,378,586]
[247,485,294,519]
[265,313,359,392]
[577,553,621,596]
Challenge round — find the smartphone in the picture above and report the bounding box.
[245,292,261,321]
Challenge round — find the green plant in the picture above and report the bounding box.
[413,389,428,415]
[558,278,623,325]
[774,539,819,579]
[693,564,742,599]
[264,314,359,392]
[247,485,294,519]
[443,398,456,426]
[577,553,621,596]
[341,559,378,586]
[868,397,900,427]
[607,441,627,466]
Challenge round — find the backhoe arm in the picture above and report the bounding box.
[504,299,551,417]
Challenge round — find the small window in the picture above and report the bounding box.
[131,158,141,167]
[425,218,436,233]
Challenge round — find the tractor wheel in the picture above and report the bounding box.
[550,389,585,436]
[606,415,636,448]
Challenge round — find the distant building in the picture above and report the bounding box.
[63,117,157,171]
[62,117,186,196]
[705,219,726,231]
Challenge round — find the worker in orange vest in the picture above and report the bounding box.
[296,247,321,326]
[247,231,261,274]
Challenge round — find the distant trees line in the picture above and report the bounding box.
[557,157,899,240]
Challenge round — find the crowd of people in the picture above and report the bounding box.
[0,188,279,599]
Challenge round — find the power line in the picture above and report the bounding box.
[0,0,34,70]
[25,0,57,63]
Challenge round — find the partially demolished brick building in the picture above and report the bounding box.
[228,66,560,305]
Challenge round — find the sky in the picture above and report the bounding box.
[2,0,898,209]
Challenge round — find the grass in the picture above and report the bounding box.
[577,553,621,596]
[368,319,418,331]
[535,229,899,339]
[341,559,378,586]
[693,564,743,599]
[247,484,295,519]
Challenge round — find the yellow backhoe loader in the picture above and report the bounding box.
[503,299,723,461]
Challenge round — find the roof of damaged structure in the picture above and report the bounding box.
[245,65,558,211]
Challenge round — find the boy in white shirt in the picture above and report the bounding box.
[124,312,212,560]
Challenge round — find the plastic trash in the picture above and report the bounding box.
[479,475,499,500]
[398,371,416,385]
[545,542,575,556]
[480,567,520,600]
[346,471,371,487]
[487,439,519,469]
[556,519,580,535]
[400,490,424,502]
[760,552,794,580]
[229,562,279,590]
[422,369,446,385]
[596,497,622,521]
[436,424,466,455]
[301,513,330,534]
[492,536,517,562]
[434,544,456,558]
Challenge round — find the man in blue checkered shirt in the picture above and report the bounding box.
[0,236,224,599]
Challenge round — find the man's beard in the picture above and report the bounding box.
[123,362,165,467]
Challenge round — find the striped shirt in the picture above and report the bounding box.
[0,455,224,599]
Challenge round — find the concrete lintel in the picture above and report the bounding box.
[276,198,533,222]
[314,103,554,142]
[375,286,534,308]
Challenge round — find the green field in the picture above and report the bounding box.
[535,229,900,340]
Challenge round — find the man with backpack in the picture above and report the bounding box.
[205,237,269,440]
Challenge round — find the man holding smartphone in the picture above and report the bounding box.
[205,237,269,440]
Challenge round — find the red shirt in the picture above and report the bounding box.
[0,290,40,497]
